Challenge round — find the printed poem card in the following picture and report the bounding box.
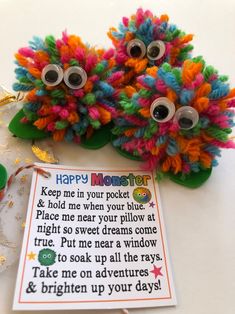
[13,164,177,310]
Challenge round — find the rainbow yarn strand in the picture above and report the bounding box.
[12,32,122,143]
[112,57,235,177]
[108,8,193,84]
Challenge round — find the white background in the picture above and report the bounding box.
[0,0,235,314]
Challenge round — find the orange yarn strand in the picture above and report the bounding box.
[83,80,93,93]
[53,129,66,142]
[162,154,182,174]
[26,89,37,102]
[124,128,138,137]
[124,85,137,98]
[146,66,158,78]
[160,14,169,22]
[125,31,134,41]
[178,34,194,46]
[125,58,148,73]
[28,67,41,79]
[199,151,212,168]
[150,146,160,156]
[166,88,178,102]
[193,97,209,113]
[182,60,203,85]
[34,116,54,129]
[15,53,28,67]
[67,112,79,124]
[195,82,211,99]
[139,107,151,118]
[97,106,111,125]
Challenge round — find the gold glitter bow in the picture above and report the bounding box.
[31,144,59,164]
[0,85,24,107]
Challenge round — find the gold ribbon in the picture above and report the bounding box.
[0,85,24,107]
[31,143,59,164]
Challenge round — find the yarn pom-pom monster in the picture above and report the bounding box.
[9,32,123,149]
[112,58,235,188]
[108,8,193,85]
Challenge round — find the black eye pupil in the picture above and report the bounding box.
[179,117,193,129]
[45,70,58,83]
[68,73,82,86]
[130,45,142,58]
[148,46,160,58]
[153,105,169,120]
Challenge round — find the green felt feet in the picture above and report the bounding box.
[80,123,113,149]
[168,168,212,188]
[8,109,49,140]
[0,164,7,190]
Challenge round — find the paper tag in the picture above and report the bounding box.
[13,163,176,310]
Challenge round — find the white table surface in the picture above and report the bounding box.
[0,0,235,314]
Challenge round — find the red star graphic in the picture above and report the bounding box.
[150,265,163,279]
[149,201,155,208]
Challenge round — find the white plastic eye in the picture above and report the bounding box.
[41,64,63,86]
[150,97,175,123]
[147,40,166,61]
[63,66,87,89]
[127,39,146,59]
[175,106,199,130]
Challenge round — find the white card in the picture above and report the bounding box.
[13,163,176,310]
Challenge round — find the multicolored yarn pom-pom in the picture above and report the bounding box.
[108,8,193,85]
[10,32,123,147]
[6,10,234,187]
[112,57,235,185]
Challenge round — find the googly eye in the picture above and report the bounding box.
[43,254,47,258]
[175,106,199,130]
[147,40,166,61]
[63,66,87,89]
[41,64,63,86]
[127,39,146,59]
[150,97,175,123]
[48,254,51,258]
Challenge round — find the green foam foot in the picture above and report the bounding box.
[0,164,8,190]
[168,168,212,188]
[80,123,113,149]
[8,109,49,140]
